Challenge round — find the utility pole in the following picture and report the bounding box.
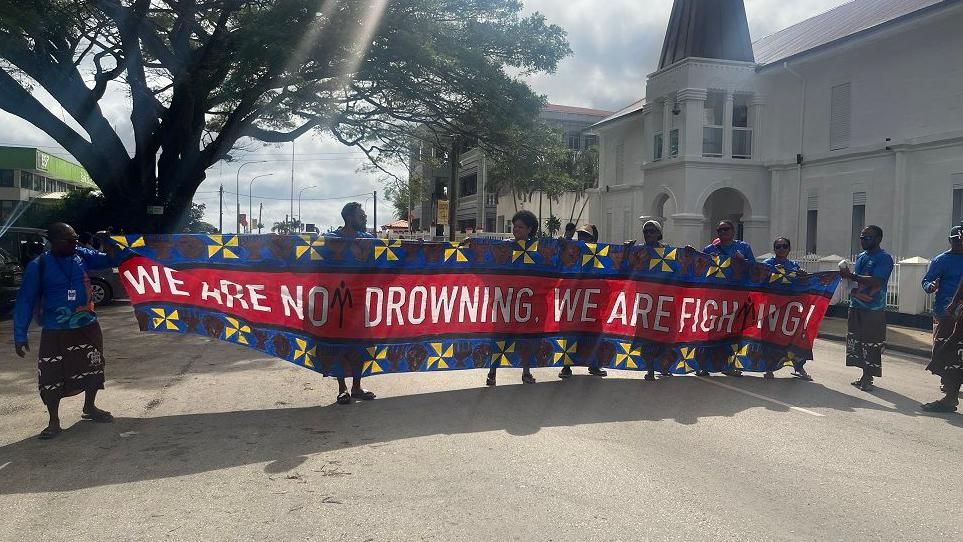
[218,184,223,233]
[448,136,460,241]
[373,190,377,237]
[258,203,263,234]
[289,140,295,225]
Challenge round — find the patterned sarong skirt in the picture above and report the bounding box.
[37,323,106,405]
[846,309,886,377]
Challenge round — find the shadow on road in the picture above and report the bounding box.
[0,374,958,495]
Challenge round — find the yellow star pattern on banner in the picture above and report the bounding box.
[581,243,610,269]
[615,342,642,369]
[363,346,388,374]
[294,338,316,368]
[728,343,749,369]
[427,342,455,369]
[675,346,696,373]
[553,339,578,366]
[110,235,146,249]
[706,255,730,278]
[150,308,180,330]
[374,239,401,261]
[207,235,240,259]
[295,235,325,261]
[224,317,251,345]
[512,240,538,264]
[769,268,798,284]
[491,340,516,367]
[444,242,468,263]
[649,246,678,272]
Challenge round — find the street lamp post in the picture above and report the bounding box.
[297,185,317,232]
[236,161,266,233]
[248,173,274,233]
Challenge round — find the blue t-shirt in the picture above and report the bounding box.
[704,240,755,263]
[922,250,963,316]
[324,227,375,239]
[762,257,801,273]
[849,249,894,311]
[13,247,114,342]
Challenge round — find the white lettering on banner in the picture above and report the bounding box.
[632,293,653,328]
[700,300,719,332]
[679,297,697,332]
[123,265,162,295]
[200,281,223,304]
[408,286,427,325]
[607,292,627,325]
[387,287,406,325]
[553,288,583,322]
[430,286,456,324]
[162,267,189,296]
[581,289,600,322]
[781,302,805,336]
[219,280,249,310]
[718,301,739,333]
[307,286,329,326]
[514,288,533,322]
[492,288,514,323]
[459,286,479,323]
[247,285,271,313]
[653,296,673,332]
[280,285,304,319]
[365,287,384,327]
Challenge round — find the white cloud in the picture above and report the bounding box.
[1,0,849,228]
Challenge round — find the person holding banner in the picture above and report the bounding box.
[559,224,607,379]
[697,220,755,377]
[920,225,963,412]
[634,220,675,382]
[487,210,539,386]
[326,202,378,404]
[839,225,894,392]
[762,237,812,381]
[13,223,116,440]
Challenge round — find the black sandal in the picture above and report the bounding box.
[588,367,607,377]
[486,373,496,386]
[791,370,813,381]
[558,366,572,379]
[38,425,62,440]
[351,389,376,400]
[643,373,656,381]
[920,401,958,413]
[336,391,351,405]
[521,373,536,384]
[81,409,113,423]
[721,370,743,377]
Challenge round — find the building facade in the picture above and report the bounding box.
[408,104,611,236]
[593,0,963,259]
[0,146,96,224]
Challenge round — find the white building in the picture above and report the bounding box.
[592,0,963,258]
[408,104,611,236]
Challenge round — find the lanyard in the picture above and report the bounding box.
[50,253,77,285]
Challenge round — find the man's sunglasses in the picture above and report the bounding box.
[773,244,789,250]
[643,229,659,234]
[716,227,732,232]
[858,235,874,240]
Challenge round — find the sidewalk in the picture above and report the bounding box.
[819,317,932,359]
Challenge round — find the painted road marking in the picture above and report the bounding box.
[698,378,826,417]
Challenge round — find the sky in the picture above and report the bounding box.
[0,0,850,232]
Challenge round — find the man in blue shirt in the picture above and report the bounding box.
[920,225,963,412]
[324,202,376,405]
[13,223,116,439]
[839,225,894,392]
[697,220,755,377]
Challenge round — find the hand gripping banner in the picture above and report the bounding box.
[108,235,841,378]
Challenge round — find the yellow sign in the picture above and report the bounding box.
[437,200,449,223]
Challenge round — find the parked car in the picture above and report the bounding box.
[0,226,125,307]
[0,247,23,316]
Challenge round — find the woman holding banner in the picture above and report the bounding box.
[762,237,812,381]
[486,210,539,386]
[633,220,676,381]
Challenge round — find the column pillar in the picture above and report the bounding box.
[897,257,930,314]
[749,95,766,161]
[670,213,707,248]
[677,88,707,159]
[722,91,734,159]
[477,153,488,231]
[741,216,771,258]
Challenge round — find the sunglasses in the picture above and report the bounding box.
[643,229,659,234]
[950,235,962,241]
[773,244,789,250]
[859,235,874,240]
[716,227,732,232]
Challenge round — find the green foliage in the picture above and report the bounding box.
[487,122,585,204]
[546,215,561,237]
[0,0,571,232]
[272,217,302,234]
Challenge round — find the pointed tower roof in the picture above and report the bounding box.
[658,0,755,69]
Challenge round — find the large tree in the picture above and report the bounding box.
[0,0,569,231]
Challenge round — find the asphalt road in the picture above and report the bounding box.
[0,306,960,541]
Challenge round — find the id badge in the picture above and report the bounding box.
[67,289,77,301]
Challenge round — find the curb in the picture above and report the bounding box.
[818,332,930,360]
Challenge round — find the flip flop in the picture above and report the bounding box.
[643,373,656,381]
[350,389,376,400]
[764,371,775,380]
[791,370,813,381]
[39,425,62,440]
[588,367,607,377]
[521,373,536,384]
[336,391,351,405]
[558,367,572,379]
[486,373,496,386]
[920,401,958,413]
[81,410,114,423]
